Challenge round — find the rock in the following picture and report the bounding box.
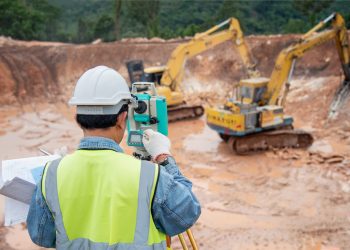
[308,140,333,155]
[149,37,165,42]
[253,176,269,186]
[91,38,102,44]
[310,154,326,164]
[340,182,350,193]
[325,156,344,164]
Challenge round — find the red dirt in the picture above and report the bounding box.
[0,33,349,105]
[0,33,350,250]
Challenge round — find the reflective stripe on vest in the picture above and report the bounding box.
[44,154,166,250]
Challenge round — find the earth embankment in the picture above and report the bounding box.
[0,34,348,105]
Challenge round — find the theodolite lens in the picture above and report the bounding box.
[134,100,147,114]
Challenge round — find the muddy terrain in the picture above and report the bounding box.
[0,34,349,250]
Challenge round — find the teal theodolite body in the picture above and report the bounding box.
[127,82,168,159]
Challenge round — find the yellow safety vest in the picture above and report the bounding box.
[42,149,167,250]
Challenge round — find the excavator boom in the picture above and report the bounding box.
[127,17,258,122]
[160,17,259,91]
[206,12,350,154]
[266,13,350,106]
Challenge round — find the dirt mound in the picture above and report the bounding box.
[0,45,64,104]
[0,33,348,106]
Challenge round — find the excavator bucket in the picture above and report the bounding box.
[328,79,350,119]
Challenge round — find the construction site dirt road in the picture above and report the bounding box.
[0,34,349,249]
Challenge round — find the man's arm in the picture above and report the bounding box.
[143,129,201,236]
[151,156,201,236]
[26,181,56,248]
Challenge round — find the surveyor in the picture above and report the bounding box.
[26,65,201,249]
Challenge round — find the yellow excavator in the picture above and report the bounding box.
[206,12,350,154]
[126,17,259,121]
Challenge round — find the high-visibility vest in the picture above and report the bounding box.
[42,149,167,250]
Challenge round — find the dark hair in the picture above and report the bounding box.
[76,104,128,129]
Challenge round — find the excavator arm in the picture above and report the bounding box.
[160,18,259,91]
[266,13,350,105]
[206,12,349,154]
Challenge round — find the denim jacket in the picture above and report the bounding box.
[26,136,201,248]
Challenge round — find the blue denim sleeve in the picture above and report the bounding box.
[151,157,201,236]
[26,181,56,248]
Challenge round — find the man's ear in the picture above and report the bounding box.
[116,111,128,129]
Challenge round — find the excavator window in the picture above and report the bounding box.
[240,86,252,100]
[144,72,163,85]
[126,60,146,84]
[254,87,266,103]
[238,85,267,104]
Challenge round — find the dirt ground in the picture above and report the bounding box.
[0,34,350,249]
[0,78,349,250]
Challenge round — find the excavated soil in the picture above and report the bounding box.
[0,34,350,249]
[0,33,348,105]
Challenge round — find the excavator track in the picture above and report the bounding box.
[168,105,204,122]
[227,129,313,155]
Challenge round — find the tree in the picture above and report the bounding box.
[283,19,306,33]
[347,13,350,29]
[126,0,160,37]
[216,0,240,21]
[293,0,334,25]
[26,0,61,40]
[77,18,94,43]
[94,14,115,42]
[0,0,39,39]
[115,0,122,40]
[0,0,60,40]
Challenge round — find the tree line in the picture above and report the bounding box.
[0,0,349,43]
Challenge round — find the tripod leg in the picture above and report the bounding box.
[166,235,171,249]
[178,233,189,250]
[186,229,199,250]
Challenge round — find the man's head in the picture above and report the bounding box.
[69,66,132,143]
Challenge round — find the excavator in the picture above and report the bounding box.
[126,17,259,121]
[206,12,350,154]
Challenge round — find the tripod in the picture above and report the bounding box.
[167,229,198,250]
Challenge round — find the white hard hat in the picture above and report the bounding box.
[69,65,132,115]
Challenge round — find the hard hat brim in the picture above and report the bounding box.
[75,100,130,115]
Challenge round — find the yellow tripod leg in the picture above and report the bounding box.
[178,233,189,250]
[186,229,199,250]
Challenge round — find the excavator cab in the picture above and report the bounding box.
[144,66,166,85]
[126,60,166,86]
[237,78,269,105]
[126,60,146,84]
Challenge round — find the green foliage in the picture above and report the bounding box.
[181,24,201,37]
[346,13,350,25]
[293,0,334,25]
[0,0,60,40]
[216,0,240,21]
[283,19,307,34]
[1,0,350,43]
[26,0,61,40]
[77,18,94,43]
[126,0,160,37]
[94,15,115,42]
[0,0,41,40]
[114,0,122,40]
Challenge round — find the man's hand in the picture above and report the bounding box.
[142,129,171,162]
